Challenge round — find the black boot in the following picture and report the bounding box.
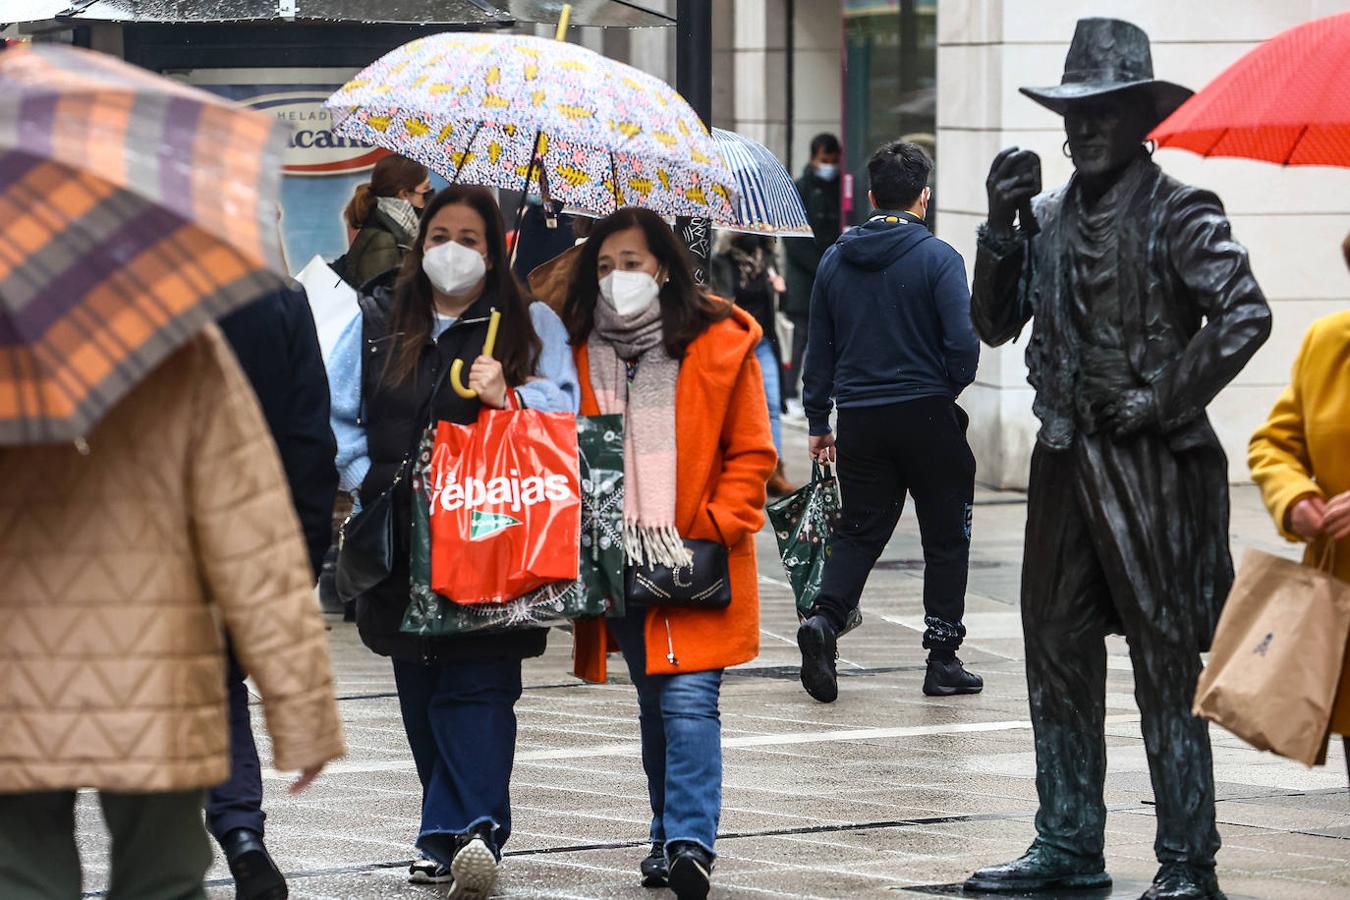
[1141,863,1226,899]
[220,829,288,900]
[797,615,838,703]
[923,655,983,696]
[965,841,1110,894]
[666,842,713,900]
[640,841,668,888]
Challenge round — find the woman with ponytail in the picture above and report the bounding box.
[339,154,432,289]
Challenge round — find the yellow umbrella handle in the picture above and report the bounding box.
[555,4,572,40]
[449,309,503,399]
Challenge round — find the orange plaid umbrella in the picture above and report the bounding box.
[0,44,288,445]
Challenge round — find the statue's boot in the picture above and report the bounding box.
[1140,863,1226,900]
[964,841,1110,894]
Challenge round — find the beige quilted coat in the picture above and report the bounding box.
[0,326,345,793]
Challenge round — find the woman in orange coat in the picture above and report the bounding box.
[562,208,776,900]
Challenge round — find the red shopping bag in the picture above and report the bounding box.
[427,399,581,604]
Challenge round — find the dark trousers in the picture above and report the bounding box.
[392,657,523,866]
[813,396,975,652]
[0,789,211,900]
[1022,442,1219,867]
[785,312,809,400]
[206,647,265,841]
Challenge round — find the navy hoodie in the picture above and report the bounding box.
[802,211,979,436]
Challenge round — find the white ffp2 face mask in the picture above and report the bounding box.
[599,270,662,317]
[422,240,486,295]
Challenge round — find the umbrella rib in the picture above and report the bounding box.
[1201,127,1229,158]
[1280,123,1310,167]
[452,122,485,183]
[508,129,544,270]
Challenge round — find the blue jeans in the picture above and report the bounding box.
[206,647,265,841]
[392,657,523,865]
[608,612,724,856]
[754,337,783,456]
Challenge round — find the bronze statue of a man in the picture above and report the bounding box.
[965,19,1271,900]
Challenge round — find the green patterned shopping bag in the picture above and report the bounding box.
[765,462,861,636]
[576,415,626,619]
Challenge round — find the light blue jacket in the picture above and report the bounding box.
[327,301,580,494]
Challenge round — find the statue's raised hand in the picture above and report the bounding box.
[986,147,1041,237]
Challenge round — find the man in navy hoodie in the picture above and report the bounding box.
[798,140,982,703]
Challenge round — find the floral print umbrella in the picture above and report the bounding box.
[325,33,736,220]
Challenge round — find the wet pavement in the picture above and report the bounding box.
[75,422,1348,899]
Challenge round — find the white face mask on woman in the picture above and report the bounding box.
[422,240,486,295]
[599,270,662,317]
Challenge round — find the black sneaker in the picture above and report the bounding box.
[923,656,984,696]
[408,856,452,884]
[446,826,500,900]
[666,842,713,900]
[797,615,838,703]
[640,841,668,888]
[220,829,288,900]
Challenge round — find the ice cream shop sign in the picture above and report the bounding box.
[244,91,386,176]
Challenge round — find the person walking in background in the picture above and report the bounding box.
[711,231,795,497]
[798,141,982,704]
[783,133,842,414]
[210,281,339,900]
[337,153,432,290]
[563,208,776,900]
[327,186,577,898]
[1248,231,1350,779]
[0,327,345,900]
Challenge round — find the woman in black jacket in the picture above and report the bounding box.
[327,186,578,896]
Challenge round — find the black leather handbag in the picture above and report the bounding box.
[625,539,731,610]
[335,464,406,603]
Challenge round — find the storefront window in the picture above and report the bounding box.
[842,0,936,225]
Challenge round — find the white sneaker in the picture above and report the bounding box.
[448,836,499,899]
[783,399,806,422]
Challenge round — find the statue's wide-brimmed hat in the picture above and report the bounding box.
[1021,18,1193,126]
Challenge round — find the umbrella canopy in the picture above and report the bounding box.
[1150,11,1350,166]
[711,128,811,237]
[325,32,735,220]
[0,44,288,445]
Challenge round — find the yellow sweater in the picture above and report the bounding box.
[1249,310,1350,733]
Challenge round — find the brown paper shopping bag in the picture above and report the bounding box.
[1193,546,1350,766]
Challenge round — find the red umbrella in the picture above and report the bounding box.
[1150,11,1350,167]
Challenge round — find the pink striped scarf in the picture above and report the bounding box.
[588,299,690,568]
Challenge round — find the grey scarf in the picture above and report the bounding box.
[376,195,419,243]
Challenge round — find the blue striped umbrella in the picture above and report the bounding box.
[711,127,812,237]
